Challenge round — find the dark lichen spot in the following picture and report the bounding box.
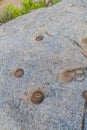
[31,91,44,104]
[35,35,44,41]
[15,68,24,78]
[82,91,87,100]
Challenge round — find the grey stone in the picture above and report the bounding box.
[0,0,87,129]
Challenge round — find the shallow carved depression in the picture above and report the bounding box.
[15,68,24,78]
[35,35,44,41]
[59,67,86,83]
[31,91,44,104]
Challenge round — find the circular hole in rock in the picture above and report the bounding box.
[15,68,24,78]
[35,35,44,41]
[82,91,87,100]
[31,91,44,104]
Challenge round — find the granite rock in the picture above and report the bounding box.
[0,0,87,129]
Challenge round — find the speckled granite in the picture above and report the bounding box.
[1,0,87,129]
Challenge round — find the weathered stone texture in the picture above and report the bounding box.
[1,0,87,129]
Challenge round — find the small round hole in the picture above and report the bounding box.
[31,91,44,104]
[82,91,87,100]
[15,68,24,78]
[35,35,44,41]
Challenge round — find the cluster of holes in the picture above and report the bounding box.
[14,36,87,116]
[14,69,87,130]
[14,35,44,104]
[14,68,44,104]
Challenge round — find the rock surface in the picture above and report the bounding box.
[1,0,87,129]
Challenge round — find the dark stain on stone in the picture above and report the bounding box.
[31,91,44,104]
[81,101,87,130]
[15,68,24,78]
[81,107,85,130]
[35,35,44,41]
[72,40,82,48]
[81,51,87,58]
